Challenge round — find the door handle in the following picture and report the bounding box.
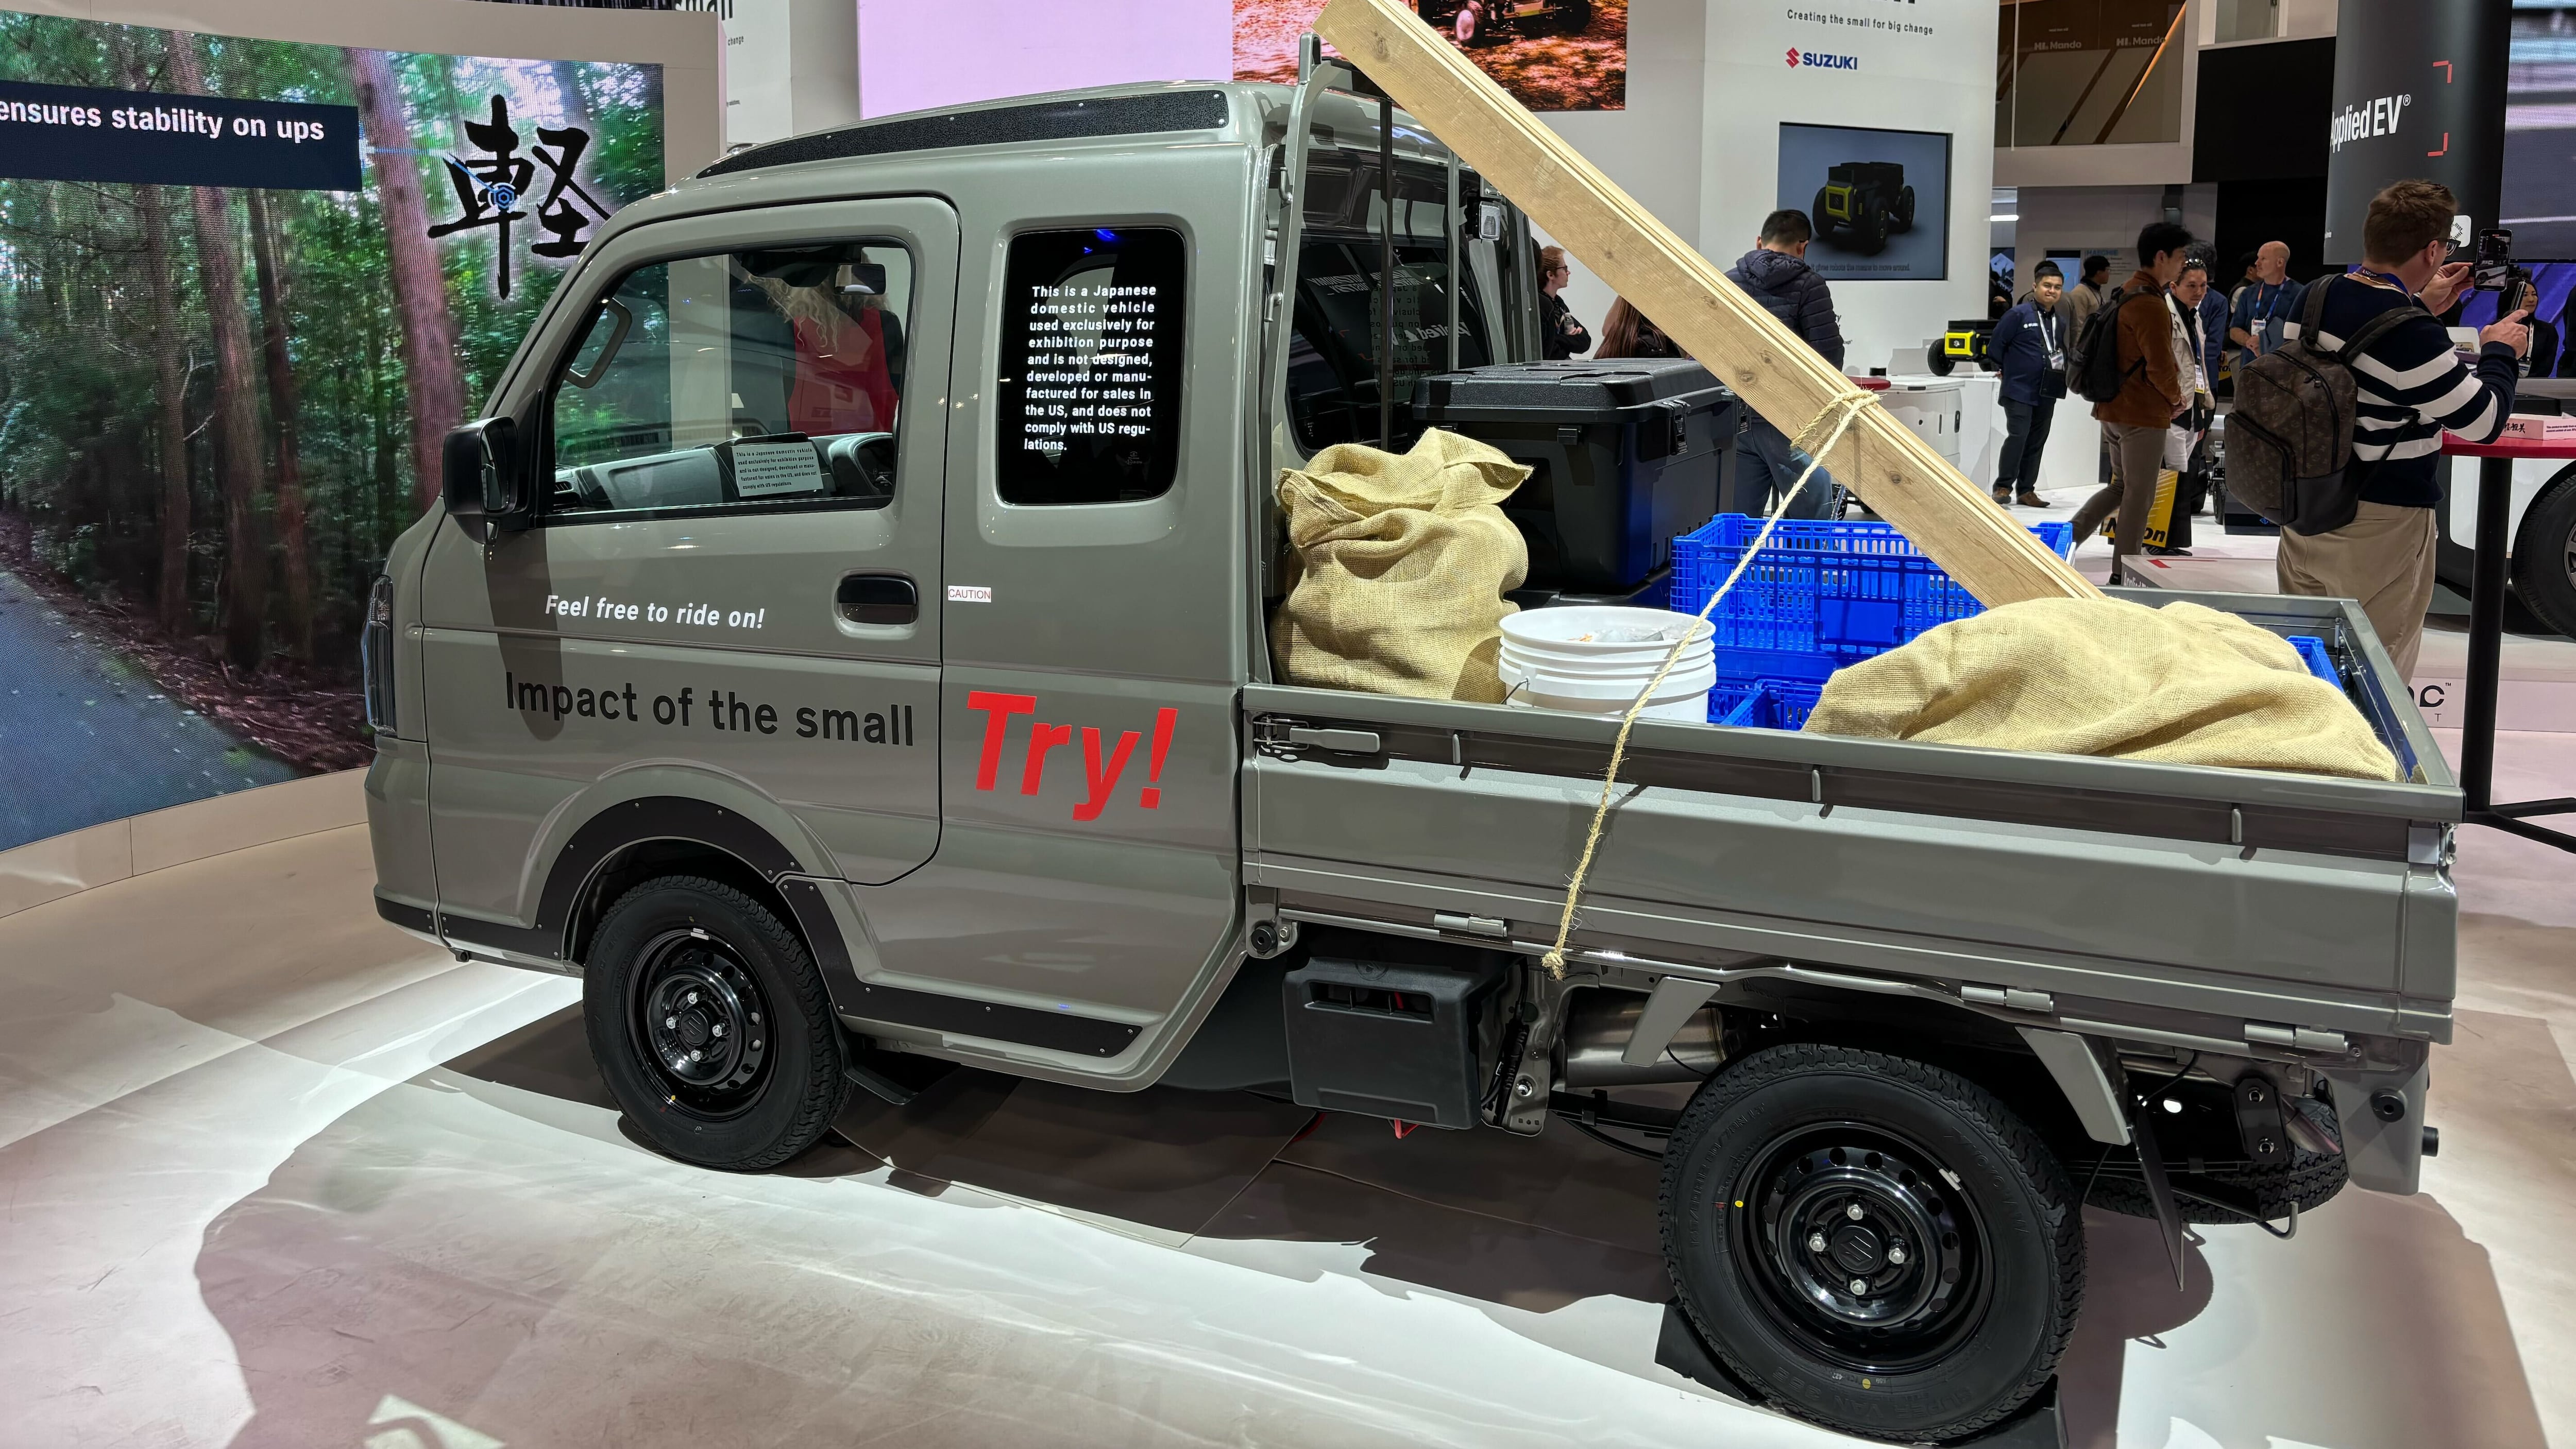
[836,572,917,626]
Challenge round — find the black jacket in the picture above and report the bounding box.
[1727,247,1844,369]
[1541,291,1591,359]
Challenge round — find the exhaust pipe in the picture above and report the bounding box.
[1556,991,1722,1088]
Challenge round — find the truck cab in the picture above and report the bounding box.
[365,73,2458,1444]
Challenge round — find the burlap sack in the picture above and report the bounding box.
[1272,429,1531,703]
[1803,596,2398,781]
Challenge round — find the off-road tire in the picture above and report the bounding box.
[584,875,848,1170]
[1895,184,1917,232]
[2084,1094,2348,1225]
[1661,1044,2083,1443]
[1452,2,1486,46]
[1812,188,1836,239]
[1927,348,1956,378]
[2512,467,2576,641]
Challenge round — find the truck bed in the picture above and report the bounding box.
[1243,589,2456,1055]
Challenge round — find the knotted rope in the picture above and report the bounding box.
[1539,388,1879,976]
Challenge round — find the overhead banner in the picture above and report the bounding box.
[0,78,359,190]
[2321,0,2510,264]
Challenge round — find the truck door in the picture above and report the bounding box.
[417,199,957,944]
[853,183,1251,1073]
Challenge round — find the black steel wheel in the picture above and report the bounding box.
[584,875,848,1170]
[2512,466,2576,640]
[1662,1044,2082,1443]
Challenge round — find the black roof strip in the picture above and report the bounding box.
[699,89,1232,179]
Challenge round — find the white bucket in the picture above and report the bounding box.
[1498,606,1716,723]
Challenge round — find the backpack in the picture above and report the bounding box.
[2069,286,2148,404]
[2225,276,2421,536]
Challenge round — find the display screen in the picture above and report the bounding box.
[0,14,663,853]
[1777,123,1952,282]
[996,228,1188,505]
[2321,2,2506,264]
[2504,9,2576,260]
[1236,0,1626,111]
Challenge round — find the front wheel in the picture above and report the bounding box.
[584,875,849,1170]
[1926,348,1956,377]
[1811,188,1836,238]
[1660,1044,2082,1442]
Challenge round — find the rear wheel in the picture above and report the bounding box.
[584,875,849,1170]
[1662,1044,2082,1443]
[1811,188,1836,238]
[1927,348,1956,377]
[1895,185,1917,232]
[2512,467,2576,640]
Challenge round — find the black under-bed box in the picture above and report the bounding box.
[1283,947,1508,1130]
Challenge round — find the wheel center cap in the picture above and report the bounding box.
[1829,1223,1884,1275]
[678,1014,710,1048]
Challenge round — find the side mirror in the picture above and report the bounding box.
[441,417,527,538]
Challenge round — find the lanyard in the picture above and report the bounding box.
[2345,265,2410,296]
[2039,308,2062,368]
[2252,281,2290,323]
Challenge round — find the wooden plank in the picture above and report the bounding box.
[1313,0,2100,607]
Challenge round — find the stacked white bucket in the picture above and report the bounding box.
[1497,607,1716,723]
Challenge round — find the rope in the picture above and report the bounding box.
[1539,388,1878,977]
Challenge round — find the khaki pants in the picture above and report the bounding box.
[2276,502,2436,680]
[2069,421,2168,580]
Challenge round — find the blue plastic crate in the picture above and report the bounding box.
[1671,515,2076,684]
[2284,634,2339,687]
[1708,677,1825,730]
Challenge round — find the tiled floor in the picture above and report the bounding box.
[4,732,2572,1448]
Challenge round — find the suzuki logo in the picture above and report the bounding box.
[1788,48,1859,71]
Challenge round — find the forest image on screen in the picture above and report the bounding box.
[0,15,664,853]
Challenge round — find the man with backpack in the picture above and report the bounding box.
[1725,209,1845,519]
[2067,221,2194,581]
[2259,180,2529,679]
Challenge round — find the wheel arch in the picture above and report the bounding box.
[518,779,831,967]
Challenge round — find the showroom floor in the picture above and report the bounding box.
[4,754,2571,1447]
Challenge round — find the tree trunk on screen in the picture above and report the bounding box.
[344,45,466,513]
[111,29,194,637]
[166,33,269,672]
[246,186,313,660]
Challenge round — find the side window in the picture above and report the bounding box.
[548,242,914,517]
[996,227,1187,505]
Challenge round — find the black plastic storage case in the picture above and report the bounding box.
[1284,946,1509,1130]
[1412,359,1739,596]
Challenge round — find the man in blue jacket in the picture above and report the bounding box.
[1725,210,1845,519]
[1990,260,2067,507]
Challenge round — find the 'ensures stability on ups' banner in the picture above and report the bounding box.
[0,78,359,191]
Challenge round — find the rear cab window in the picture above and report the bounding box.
[545,242,915,519]
[995,227,1188,505]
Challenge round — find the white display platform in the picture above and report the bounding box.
[7,774,2575,1449]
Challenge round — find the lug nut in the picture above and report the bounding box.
[1846,1202,1865,1220]
[751,1039,761,1050]
[1849,1278,1868,1294]
[685,992,699,1006]
[665,1016,676,1029]
[688,1049,702,1062]
[1809,1233,1828,1253]
[712,1023,726,1038]
[1887,1244,1907,1265]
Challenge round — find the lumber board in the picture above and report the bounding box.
[1313,0,2100,607]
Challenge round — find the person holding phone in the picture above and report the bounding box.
[2274,181,2530,680]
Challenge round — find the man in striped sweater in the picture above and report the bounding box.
[2276,179,2530,679]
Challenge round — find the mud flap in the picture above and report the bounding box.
[2133,1096,2188,1291]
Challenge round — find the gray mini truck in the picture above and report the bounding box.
[364,76,2459,1444]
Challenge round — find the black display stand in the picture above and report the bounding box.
[1653,1302,2069,1447]
[2448,440,2576,854]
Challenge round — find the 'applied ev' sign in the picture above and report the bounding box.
[0,79,360,191]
